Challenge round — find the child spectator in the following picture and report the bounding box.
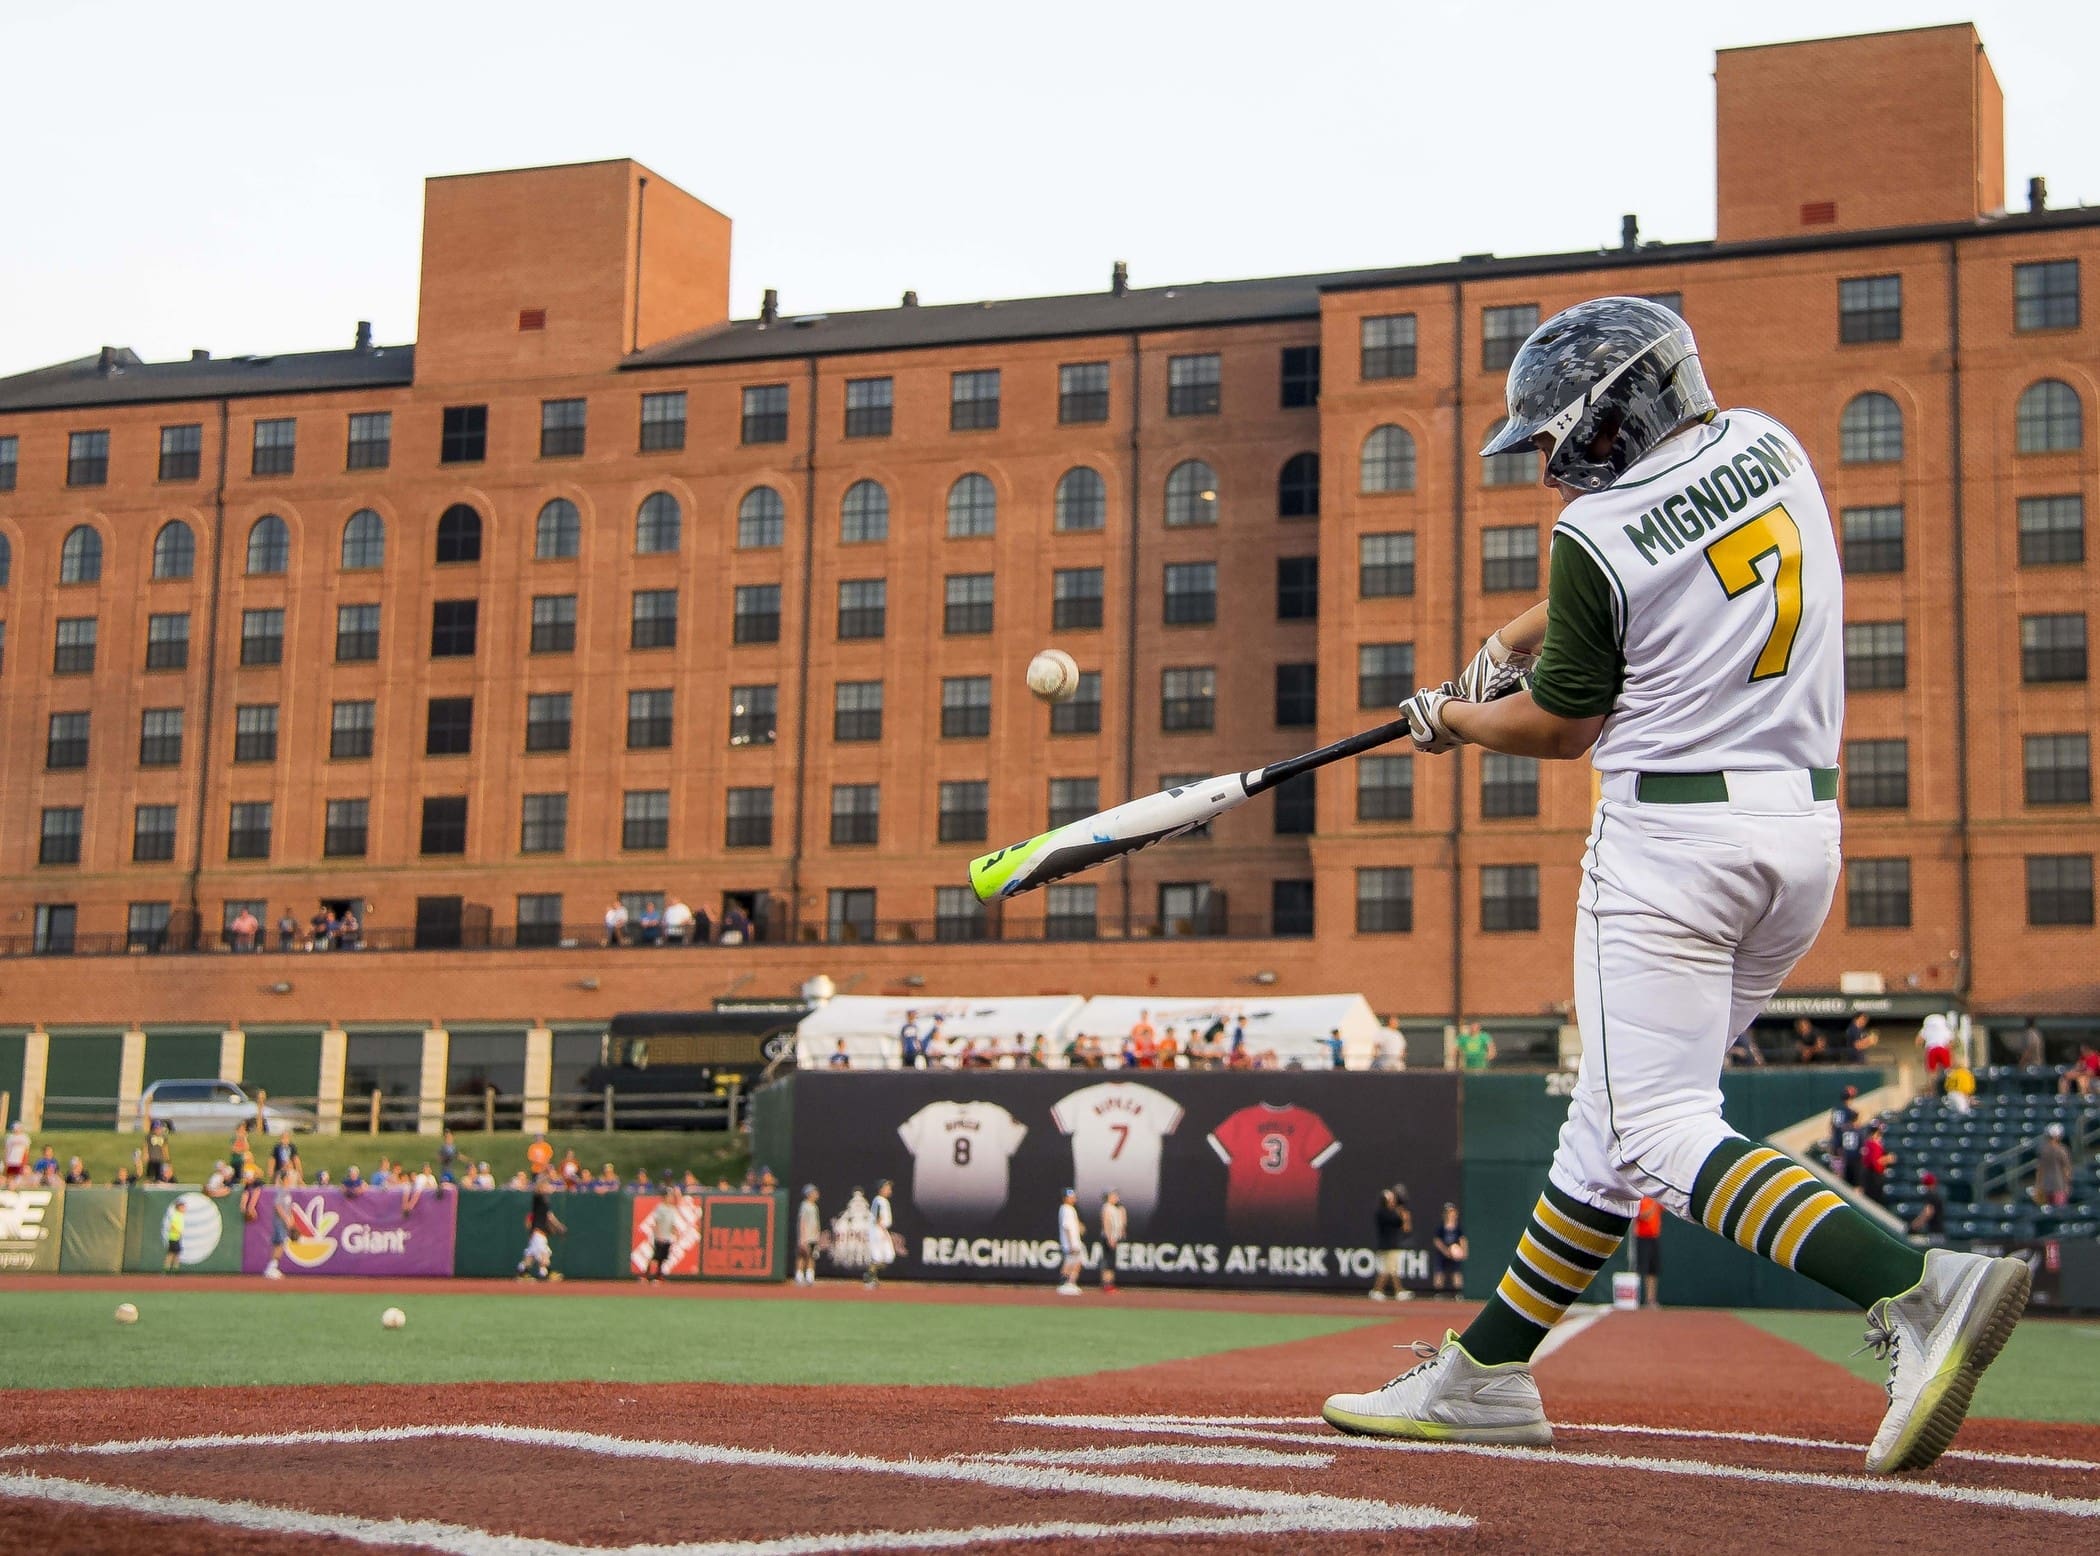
[1370,1186,1411,1302]
[1431,1202,1467,1294]
[795,1186,823,1285]
[164,1196,186,1273]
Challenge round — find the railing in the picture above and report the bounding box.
[33,1086,741,1135]
[1974,1105,2100,1200]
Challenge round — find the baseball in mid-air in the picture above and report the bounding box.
[1027,648,1080,703]
[114,1303,139,1325]
[380,1306,407,1330]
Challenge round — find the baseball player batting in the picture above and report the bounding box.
[1321,297,2030,1475]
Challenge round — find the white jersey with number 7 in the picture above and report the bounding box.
[1050,1082,1183,1224]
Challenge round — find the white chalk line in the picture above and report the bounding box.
[1531,1303,1613,1361]
[1009,1415,2100,1519]
[964,1446,1332,1469]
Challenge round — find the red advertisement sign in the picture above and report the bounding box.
[628,1195,703,1277]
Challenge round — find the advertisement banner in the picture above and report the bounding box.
[0,1187,64,1273]
[243,1189,457,1276]
[790,1072,1461,1290]
[629,1194,704,1276]
[121,1189,242,1273]
[58,1187,128,1273]
[700,1194,781,1279]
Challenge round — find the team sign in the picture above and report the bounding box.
[793,1071,1459,1290]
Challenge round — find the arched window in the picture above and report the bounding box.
[1054,467,1106,533]
[841,479,889,543]
[1164,460,1219,527]
[2016,379,2083,454]
[1360,425,1417,493]
[1278,451,1321,518]
[60,524,102,584]
[1840,393,1903,465]
[0,532,11,588]
[635,491,682,554]
[152,521,196,580]
[1481,419,1539,487]
[947,473,997,538]
[435,503,483,564]
[341,509,386,570]
[737,487,785,548]
[245,514,290,575]
[535,499,580,559]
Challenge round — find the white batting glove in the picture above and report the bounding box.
[1400,683,1466,754]
[1457,631,1538,705]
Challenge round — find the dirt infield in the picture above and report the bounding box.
[4,1299,2096,1554]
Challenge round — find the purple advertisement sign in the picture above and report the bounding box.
[243,1188,457,1276]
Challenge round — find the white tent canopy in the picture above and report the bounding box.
[1072,994,1383,1069]
[796,995,1084,1069]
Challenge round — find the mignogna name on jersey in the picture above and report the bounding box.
[1617,428,1808,567]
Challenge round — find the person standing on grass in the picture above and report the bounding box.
[862,1180,896,1290]
[263,1175,296,1279]
[163,1196,187,1273]
[796,1185,823,1285]
[1633,1196,1664,1308]
[644,1185,682,1283]
[1371,1186,1413,1302]
[1098,1190,1127,1292]
[1056,1188,1087,1297]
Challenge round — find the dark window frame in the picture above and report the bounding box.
[1838,274,1903,344]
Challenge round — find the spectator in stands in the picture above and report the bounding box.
[144,1120,172,1184]
[1431,1202,1466,1295]
[404,1162,438,1213]
[341,1164,366,1197]
[337,905,362,949]
[597,1164,621,1193]
[309,906,332,949]
[1726,1027,1766,1066]
[558,1149,582,1186]
[1128,1009,1158,1060]
[2035,1123,2074,1209]
[230,906,260,951]
[1326,1029,1346,1070]
[829,1039,852,1069]
[1230,1017,1250,1061]
[1156,1028,1181,1070]
[525,1135,554,1178]
[469,1161,495,1189]
[1029,1034,1053,1069]
[1909,1171,1945,1242]
[32,1144,57,1181]
[1859,1121,1894,1205]
[270,1129,300,1184]
[2018,1018,2047,1069]
[1918,1014,1956,1092]
[2059,1043,2099,1097]
[926,1016,954,1068]
[720,900,752,944]
[1370,1186,1411,1302]
[1455,1022,1495,1071]
[204,1161,233,1198]
[1841,1013,1880,1060]
[275,908,297,952]
[1944,1065,1977,1116]
[604,900,629,946]
[5,1120,30,1186]
[1828,1085,1859,1161]
[1373,1019,1408,1071]
[663,896,695,945]
[1633,1195,1664,1307]
[898,1010,924,1069]
[638,900,664,946]
[1792,1018,1827,1065]
[633,1168,653,1189]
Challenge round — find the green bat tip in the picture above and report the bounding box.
[967,833,1046,902]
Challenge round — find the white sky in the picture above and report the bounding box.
[3,0,2095,377]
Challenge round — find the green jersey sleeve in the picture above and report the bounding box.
[1529,534,1625,720]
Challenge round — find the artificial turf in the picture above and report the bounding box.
[0,1289,1375,1391]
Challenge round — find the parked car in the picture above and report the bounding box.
[139,1079,311,1134]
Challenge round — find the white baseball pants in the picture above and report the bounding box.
[1547,770,1842,1219]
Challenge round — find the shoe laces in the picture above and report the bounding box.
[1854,1305,1899,1401]
[1378,1339,1444,1391]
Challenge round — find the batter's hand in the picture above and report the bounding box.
[1457,631,1538,705]
[1400,683,1466,754]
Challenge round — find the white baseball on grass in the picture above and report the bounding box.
[114,1303,139,1325]
[1027,648,1080,703]
[380,1306,407,1330]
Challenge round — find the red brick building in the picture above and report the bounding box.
[0,23,2093,1110]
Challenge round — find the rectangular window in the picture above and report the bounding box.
[1052,567,1104,630]
[33,903,78,954]
[46,711,90,770]
[2024,734,2090,805]
[941,675,993,738]
[1163,562,1217,625]
[419,796,468,855]
[0,434,17,490]
[1847,858,1912,927]
[1358,755,1413,821]
[1839,274,1903,343]
[1482,526,1540,592]
[2021,613,2088,683]
[1357,867,1412,932]
[531,593,577,654]
[725,786,774,848]
[1844,621,1907,691]
[1059,361,1110,424]
[1360,532,1416,597]
[844,377,893,438]
[1272,878,1316,937]
[54,617,98,674]
[631,589,678,649]
[1276,555,1319,620]
[937,780,988,843]
[1840,505,1906,574]
[741,383,789,444]
[1481,863,1541,932]
[729,683,778,746]
[519,792,567,854]
[67,429,110,487]
[944,573,995,635]
[1275,662,1318,727]
[1845,739,1910,809]
[346,411,391,470]
[539,397,587,458]
[2027,854,2094,926]
[139,707,184,767]
[524,691,572,753]
[1158,882,1216,937]
[1052,671,1102,735]
[39,808,83,865]
[133,804,178,863]
[516,893,565,947]
[227,801,273,861]
[1160,666,1216,731]
[1167,353,1221,417]
[837,578,887,640]
[1279,344,1320,408]
[251,417,295,476]
[733,583,782,645]
[125,905,170,957]
[135,612,187,672]
[1481,752,1540,817]
[235,703,280,762]
[440,404,487,464]
[1160,773,1214,839]
[1361,314,1418,380]
[2014,259,2079,332]
[830,784,880,845]
[429,599,478,658]
[2018,495,2084,566]
[324,798,370,858]
[423,696,472,756]
[626,688,673,749]
[934,885,988,943]
[335,602,381,662]
[1482,305,1538,372]
[1048,777,1099,830]
[1272,771,1316,835]
[159,423,203,481]
[833,680,884,742]
[827,888,877,944]
[1041,882,1096,940]
[240,607,285,666]
[622,790,671,851]
[639,390,687,452]
[1358,642,1414,707]
[950,369,1001,430]
[330,700,375,760]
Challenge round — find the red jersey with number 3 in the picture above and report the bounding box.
[1207,1103,1340,1233]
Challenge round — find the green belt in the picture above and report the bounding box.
[1635,768,1839,804]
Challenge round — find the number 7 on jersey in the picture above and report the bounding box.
[1704,502,1804,682]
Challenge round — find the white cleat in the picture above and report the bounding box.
[1057,1282,1082,1296]
[1322,1330,1553,1445]
[1864,1248,2031,1474]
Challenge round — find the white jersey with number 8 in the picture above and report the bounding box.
[897,1101,1028,1217]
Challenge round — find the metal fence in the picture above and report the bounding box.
[30,1087,741,1136]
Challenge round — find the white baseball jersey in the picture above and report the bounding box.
[1544,410,1843,773]
[1050,1082,1183,1222]
[897,1101,1028,1216]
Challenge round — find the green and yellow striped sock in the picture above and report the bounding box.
[1457,1183,1630,1366]
[1689,1136,1924,1308]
